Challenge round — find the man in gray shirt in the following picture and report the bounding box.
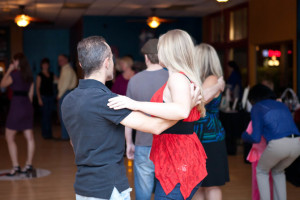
[125,39,169,200]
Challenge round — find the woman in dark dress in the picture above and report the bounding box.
[193,44,229,200]
[0,53,35,176]
[36,58,55,139]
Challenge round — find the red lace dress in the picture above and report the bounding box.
[150,82,208,199]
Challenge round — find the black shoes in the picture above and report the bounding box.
[22,165,37,178]
[6,166,21,176]
[5,165,37,178]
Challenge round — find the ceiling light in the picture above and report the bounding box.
[147,17,160,29]
[15,14,30,27]
[217,0,229,2]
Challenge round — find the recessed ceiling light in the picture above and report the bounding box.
[217,0,229,2]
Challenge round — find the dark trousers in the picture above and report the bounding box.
[41,96,54,139]
[154,179,201,200]
[59,90,71,140]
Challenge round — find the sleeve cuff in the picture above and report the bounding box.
[114,109,132,125]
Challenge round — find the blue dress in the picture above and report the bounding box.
[194,95,225,143]
[194,94,229,186]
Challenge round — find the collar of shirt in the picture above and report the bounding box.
[78,79,110,92]
[62,63,71,68]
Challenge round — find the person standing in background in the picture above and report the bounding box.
[36,58,55,139]
[57,54,77,140]
[125,39,169,200]
[227,61,242,100]
[0,53,35,176]
[111,56,135,95]
[193,44,229,200]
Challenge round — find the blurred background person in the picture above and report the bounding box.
[57,54,77,140]
[0,53,35,176]
[193,43,229,200]
[111,56,135,95]
[242,84,300,200]
[227,61,243,100]
[125,39,169,200]
[36,58,55,139]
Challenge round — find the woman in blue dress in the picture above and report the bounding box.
[194,43,229,200]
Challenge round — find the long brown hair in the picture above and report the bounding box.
[13,53,33,83]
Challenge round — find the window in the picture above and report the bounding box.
[256,41,293,93]
[229,47,248,87]
[229,8,247,41]
[211,15,225,43]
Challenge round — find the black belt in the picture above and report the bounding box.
[13,91,28,96]
[162,120,194,135]
[286,134,300,138]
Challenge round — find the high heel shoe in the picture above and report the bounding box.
[22,165,37,178]
[6,166,21,176]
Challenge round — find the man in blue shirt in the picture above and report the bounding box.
[61,36,200,200]
[242,84,300,200]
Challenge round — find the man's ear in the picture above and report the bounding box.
[78,62,82,68]
[103,57,110,69]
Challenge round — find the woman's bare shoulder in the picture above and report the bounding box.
[168,72,190,84]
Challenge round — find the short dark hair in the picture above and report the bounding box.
[146,54,159,64]
[77,36,110,77]
[59,54,69,61]
[248,84,277,105]
[41,58,50,66]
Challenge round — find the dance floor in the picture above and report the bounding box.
[0,125,299,200]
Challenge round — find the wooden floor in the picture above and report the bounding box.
[0,125,299,200]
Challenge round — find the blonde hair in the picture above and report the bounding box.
[195,43,223,82]
[120,56,134,68]
[158,29,205,116]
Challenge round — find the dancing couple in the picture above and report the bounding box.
[62,30,224,200]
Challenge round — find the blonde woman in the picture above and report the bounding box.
[108,30,223,200]
[111,56,135,95]
[193,43,229,200]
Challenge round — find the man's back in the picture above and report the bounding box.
[126,68,168,146]
[62,79,131,199]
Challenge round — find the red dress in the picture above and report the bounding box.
[150,82,208,199]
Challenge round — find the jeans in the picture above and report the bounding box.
[41,96,54,139]
[256,137,300,200]
[134,146,155,200]
[59,90,71,140]
[154,179,201,200]
[76,187,131,200]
